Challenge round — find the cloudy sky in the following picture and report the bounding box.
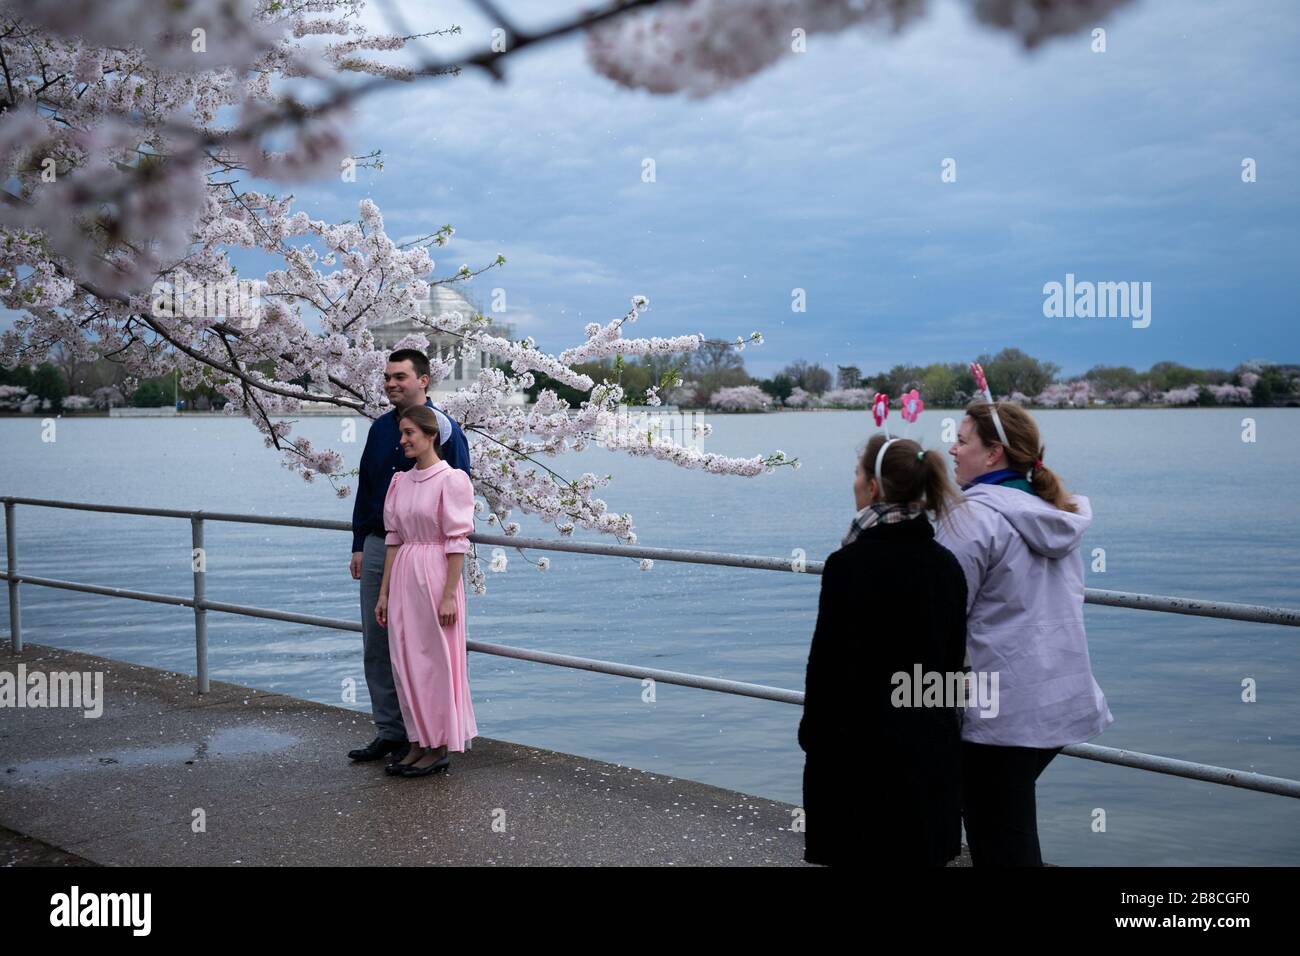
[14,0,1300,379]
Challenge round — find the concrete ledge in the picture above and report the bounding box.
[0,823,96,866]
[0,644,812,866]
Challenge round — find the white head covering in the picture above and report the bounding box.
[428,405,454,446]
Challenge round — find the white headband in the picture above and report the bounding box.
[987,402,1010,448]
[969,362,1010,449]
[874,438,900,487]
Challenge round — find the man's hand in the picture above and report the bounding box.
[350,552,363,580]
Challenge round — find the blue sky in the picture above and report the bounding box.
[9,0,1300,379]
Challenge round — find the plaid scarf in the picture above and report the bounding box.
[841,501,924,547]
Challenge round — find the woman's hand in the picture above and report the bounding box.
[375,591,389,628]
[438,594,457,628]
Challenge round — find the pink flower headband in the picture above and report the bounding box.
[872,389,928,484]
[970,362,1010,447]
[872,392,890,437]
[900,388,924,430]
[873,389,926,437]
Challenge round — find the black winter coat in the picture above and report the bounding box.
[797,515,968,866]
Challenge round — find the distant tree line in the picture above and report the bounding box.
[7,340,1297,415]
[0,345,231,413]
[525,345,1299,411]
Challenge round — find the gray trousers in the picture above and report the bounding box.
[360,532,407,741]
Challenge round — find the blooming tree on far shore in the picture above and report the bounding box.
[821,388,871,409]
[0,383,29,410]
[710,385,772,412]
[1031,380,1255,407]
[784,387,818,408]
[1202,384,1253,405]
[1033,380,1095,408]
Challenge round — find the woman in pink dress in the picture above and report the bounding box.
[374,405,478,778]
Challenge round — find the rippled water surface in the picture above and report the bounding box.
[2,408,1298,865]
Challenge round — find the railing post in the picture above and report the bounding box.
[5,501,20,653]
[191,515,208,694]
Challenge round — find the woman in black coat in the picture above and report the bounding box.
[798,434,969,866]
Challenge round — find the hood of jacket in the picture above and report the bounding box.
[962,483,1092,560]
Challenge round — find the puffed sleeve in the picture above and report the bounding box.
[383,472,403,546]
[438,469,475,554]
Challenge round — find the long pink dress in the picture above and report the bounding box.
[382,458,478,752]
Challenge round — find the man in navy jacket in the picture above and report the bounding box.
[347,348,472,762]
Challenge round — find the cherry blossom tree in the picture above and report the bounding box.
[1205,384,1252,405]
[0,383,27,409]
[710,384,772,412]
[1156,386,1200,406]
[1033,380,1093,407]
[0,0,1132,587]
[821,387,870,408]
[0,1,799,591]
[783,386,820,408]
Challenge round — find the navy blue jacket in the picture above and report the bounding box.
[351,400,472,553]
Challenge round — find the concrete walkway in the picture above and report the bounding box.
[0,644,811,866]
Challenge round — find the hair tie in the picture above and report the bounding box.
[916,450,924,460]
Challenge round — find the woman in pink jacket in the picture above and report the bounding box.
[937,398,1111,865]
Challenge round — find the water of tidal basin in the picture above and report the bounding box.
[1,408,1298,866]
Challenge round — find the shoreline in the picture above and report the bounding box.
[1,404,1297,420]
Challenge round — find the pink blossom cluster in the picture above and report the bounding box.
[710,385,772,412]
[586,0,1134,97]
[784,386,819,408]
[822,388,872,408]
[1032,380,1095,408]
[1204,384,1252,405]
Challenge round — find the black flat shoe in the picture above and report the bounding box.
[401,755,450,777]
[385,759,418,776]
[348,737,405,762]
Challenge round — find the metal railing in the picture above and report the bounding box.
[3,494,1300,800]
